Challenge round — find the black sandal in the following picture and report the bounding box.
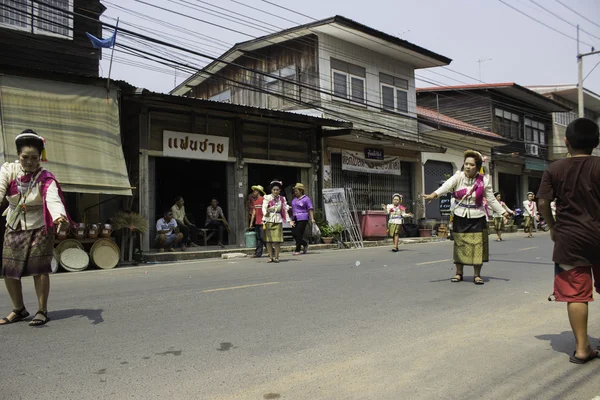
[474,276,485,285]
[29,311,50,327]
[451,274,463,282]
[0,307,30,325]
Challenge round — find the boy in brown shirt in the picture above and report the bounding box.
[537,118,600,364]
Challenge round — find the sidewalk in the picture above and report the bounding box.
[144,236,451,263]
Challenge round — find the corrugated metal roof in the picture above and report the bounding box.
[417,106,507,141]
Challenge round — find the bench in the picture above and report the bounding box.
[199,228,216,247]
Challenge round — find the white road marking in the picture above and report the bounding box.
[416,259,451,266]
[202,282,280,293]
[519,246,538,251]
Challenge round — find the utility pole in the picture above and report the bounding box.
[476,58,492,82]
[577,25,600,117]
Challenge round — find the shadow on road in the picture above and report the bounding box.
[535,331,600,356]
[429,276,510,283]
[488,259,553,266]
[50,308,104,325]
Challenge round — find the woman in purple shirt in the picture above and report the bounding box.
[290,183,315,255]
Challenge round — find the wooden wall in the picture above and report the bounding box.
[0,0,104,76]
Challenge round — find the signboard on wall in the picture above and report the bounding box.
[163,130,229,161]
[341,150,401,176]
[364,148,384,160]
[322,188,346,226]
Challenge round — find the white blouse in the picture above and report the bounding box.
[522,200,538,217]
[435,171,505,219]
[262,194,290,224]
[0,162,66,230]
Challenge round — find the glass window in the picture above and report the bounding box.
[333,71,348,98]
[396,89,408,112]
[381,85,394,111]
[351,76,365,103]
[0,0,30,29]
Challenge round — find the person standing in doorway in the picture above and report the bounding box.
[290,183,315,256]
[382,194,413,252]
[523,192,538,238]
[537,118,600,364]
[262,181,290,263]
[0,130,69,327]
[492,192,514,242]
[422,150,509,285]
[205,199,227,248]
[171,196,198,249]
[249,185,266,258]
[247,187,260,225]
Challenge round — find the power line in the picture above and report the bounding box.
[528,0,600,42]
[554,0,600,31]
[497,0,594,47]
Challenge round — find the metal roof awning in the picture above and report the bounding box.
[0,75,133,196]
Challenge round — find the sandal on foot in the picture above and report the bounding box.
[474,276,485,285]
[29,311,50,327]
[0,307,30,325]
[392,248,398,252]
[267,258,274,263]
[451,274,463,282]
[274,258,280,263]
[569,350,599,364]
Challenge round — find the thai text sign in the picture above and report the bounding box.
[364,148,384,160]
[341,150,401,176]
[163,130,229,161]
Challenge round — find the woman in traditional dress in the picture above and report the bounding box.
[0,130,69,326]
[382,193,413,252]
[423,150,509,285]
[492,192,514,242]
[522,192,539,238]
[262,180,291,263]
[290,183,315,256]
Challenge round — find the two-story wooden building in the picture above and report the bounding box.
[171,16,452,214]
[0,0,132,223]
[417,83,570,209]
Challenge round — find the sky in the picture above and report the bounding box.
[99,0,600,96]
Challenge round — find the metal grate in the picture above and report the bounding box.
[424,160,454,220]
[331,153,412,212]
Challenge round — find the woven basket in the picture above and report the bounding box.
[55,239,83,255]
[90,239,120,269]
[60,248,89,272]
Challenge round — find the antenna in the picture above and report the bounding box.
[476,58,492,82]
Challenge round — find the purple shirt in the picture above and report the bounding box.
[291,195,313,221]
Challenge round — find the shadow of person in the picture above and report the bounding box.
[428,275,510,283]
[50,309,104,325]
[534,331,599,356]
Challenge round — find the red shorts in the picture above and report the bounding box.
[553,264,600,302]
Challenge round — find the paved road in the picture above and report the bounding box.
[1,232,599,400]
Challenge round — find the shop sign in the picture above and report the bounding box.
[364,148,384,160]
[341,150,401,176]
[163,130,229,161]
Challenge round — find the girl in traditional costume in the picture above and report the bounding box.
[492,192,514,242]
[262,180,291,263]
[0,130,69,326]
[382,193,413,252]
[523,192,538,238]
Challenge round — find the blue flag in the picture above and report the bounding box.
[86,30,116,49]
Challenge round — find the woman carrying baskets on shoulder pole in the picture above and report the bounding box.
[0,130,69,327]
[422,150,509,285]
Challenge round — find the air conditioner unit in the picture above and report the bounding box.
[526,144,539,156]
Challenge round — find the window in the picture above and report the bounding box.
[0,0,73,39]
[264,65,297,109]
[209,89,231,103]
[380,73,409,113]
[494,108,520,139]
[525,118,546,146]
[554,111,577,127]
[330,58,366,105]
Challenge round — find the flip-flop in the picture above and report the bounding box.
[474,276,485,285]
[392,248,398,252]
[569,350,599,364]
[451,274,463,282]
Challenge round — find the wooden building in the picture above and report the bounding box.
[120,90,349,251]
[417,83,570,209]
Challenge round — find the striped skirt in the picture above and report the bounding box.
[2,227,54,280]
[452,215,489,266]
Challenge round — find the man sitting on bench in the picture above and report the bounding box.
[156,210,183,252]
[171,196,198,248]
[205,198,227,248]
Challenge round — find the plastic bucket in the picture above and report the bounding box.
[245,231,256,248]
